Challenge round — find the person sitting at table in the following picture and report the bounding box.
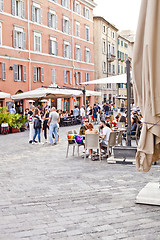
[119,115,127,126]
[131,116,138,135]
[85,123,98,159]
[105,116,111,128]
[79,118,89,135]
[99,120,112,148]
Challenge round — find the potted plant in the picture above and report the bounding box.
[0,107,11,134]
[20,116,27,132]
[10,113,23,133]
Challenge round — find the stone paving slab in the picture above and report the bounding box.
[0,125,160,239]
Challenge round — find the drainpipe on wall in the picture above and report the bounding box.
[28,0,31,91]
[71,0,75,88]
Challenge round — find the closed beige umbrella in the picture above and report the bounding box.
[133,0,160,172]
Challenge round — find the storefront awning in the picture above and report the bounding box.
[0,92,11,99]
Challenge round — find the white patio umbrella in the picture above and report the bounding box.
[11,87,82,100]
[81,73,132,85]
[133,0,160,173]
[133,0,160,205]
[0,92,11,99]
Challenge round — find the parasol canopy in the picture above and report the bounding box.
[133,0,160,172]
[11,87,101,100]
[81,73,132,85]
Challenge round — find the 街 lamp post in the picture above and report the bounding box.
[126,59,131,146]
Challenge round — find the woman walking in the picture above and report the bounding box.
[42,108,49,142]
[32,108,42,144]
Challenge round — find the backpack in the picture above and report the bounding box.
[34,116,41,129]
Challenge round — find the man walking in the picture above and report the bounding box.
[80,105,85,125]
[48,107,59,145]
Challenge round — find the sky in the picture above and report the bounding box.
[93,0,142,33]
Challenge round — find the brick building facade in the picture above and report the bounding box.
[0,0,96,112]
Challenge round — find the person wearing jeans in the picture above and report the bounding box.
[33,128,41,143]
[49,123,58,144]
[48,107,59,145]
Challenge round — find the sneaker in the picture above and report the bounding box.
[32,141,37,144]
[29,140,32,144]
[88,155,92,159]
[53,142,58,145]
[38,142,44,145]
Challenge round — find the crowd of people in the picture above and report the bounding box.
[24,102,143,148]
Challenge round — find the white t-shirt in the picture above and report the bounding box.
[102,126,112,145]
[80,108,85,117]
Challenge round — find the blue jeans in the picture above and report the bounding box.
[49,123,58,144]
[33,128,41,142]
[80,116,83,125]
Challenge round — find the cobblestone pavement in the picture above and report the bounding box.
[0,126,160,240]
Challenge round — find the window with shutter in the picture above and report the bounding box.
[0,0,4,11]
[14,64,18,81]
[23,32,26,49]
[2,62,6,80]
[80,72,82,84]
[12,0,15,16]
[41,67,44,82]
[23,65,26,81]
[48,12,51,27]
[22,1,25,18]
[69,71,72,84]
[32,5,35,22]
[64,70,67,84]
[52,69,56,83]
[0,22,2,45]
[33,66,37,82]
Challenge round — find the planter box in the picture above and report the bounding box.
[11,128,20,133]
[113,146,137,159]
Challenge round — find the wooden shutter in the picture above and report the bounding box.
[85,49,87,62]
[63,44,65,57]
[61,0,64,7]
[62,19,65,32]
[89,51,91,63]
[23,65,26,81]
[64,70,67,84]
[80,72,82,84]
[14,64,18,81]
[48,12,51,27]
[55,14,58,29]
[52,69,56,83]
[74,0,76,11]
[76,72,78,85]
[69,71,72,84]
[33,66,37,82]
[75,46,77,60]
[2,62,6,80]
[49,39,52,54]
[22,1,25,18]
[69,45,71,59]
[41,67,44,82]
[80,48,82,61]
[13,30,16,48]
[12,0,15,15]
[31,5,35,22]
[56,41,58,56]
[85,73,87,82]
[39,8,42,24]
[0,0,4,11]
[67,0,70,9]
[23,32,26,49]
